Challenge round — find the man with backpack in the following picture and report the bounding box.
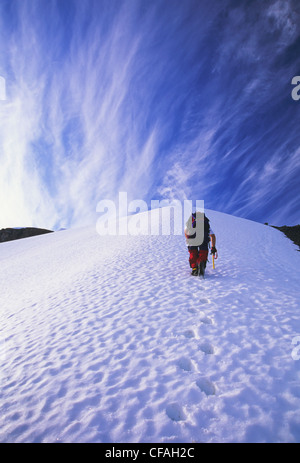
[184,212,217,276]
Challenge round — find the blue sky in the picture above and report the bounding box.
[0,0,299,230]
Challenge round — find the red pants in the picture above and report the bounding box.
[188,248,208,268]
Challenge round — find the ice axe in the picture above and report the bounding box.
[212,251,218,269]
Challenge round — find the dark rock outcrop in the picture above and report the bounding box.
[0,227,53,243]
[271,225,300,250]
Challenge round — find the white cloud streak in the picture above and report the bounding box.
[0,0,299,229]
[0,1,158,228]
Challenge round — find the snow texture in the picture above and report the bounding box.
[0,208,300,443]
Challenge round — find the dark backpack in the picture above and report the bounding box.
[191,212,210,248]
[203,215,210,246]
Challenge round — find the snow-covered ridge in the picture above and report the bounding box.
[0,208,299,443]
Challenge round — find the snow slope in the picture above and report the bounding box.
[0,208,300,443]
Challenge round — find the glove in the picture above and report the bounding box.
[211,246,217,255]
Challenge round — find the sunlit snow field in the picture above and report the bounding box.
[1,209,300,443]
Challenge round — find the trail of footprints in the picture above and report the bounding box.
[166,296,217,422]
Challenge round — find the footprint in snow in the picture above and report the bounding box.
[166,403,186,422]
[177,356,193,372]
[187,308,198,314]
[196,377,216,396]
[183,329,195,339]
[199,342,215,355]
[200,316,213,325]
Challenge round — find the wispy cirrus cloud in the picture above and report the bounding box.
[0,0,159,228]
[0,0,299,229]
[157,0,300,225]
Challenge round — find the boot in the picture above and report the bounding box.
[199,261,206,277]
